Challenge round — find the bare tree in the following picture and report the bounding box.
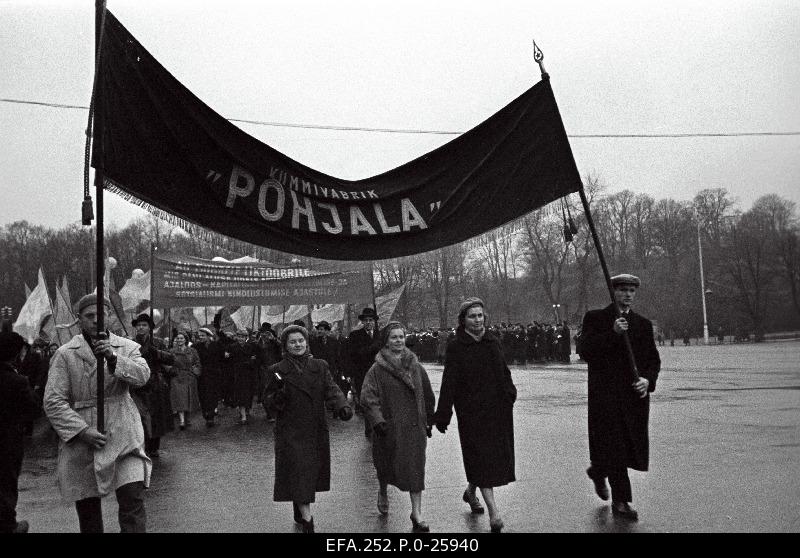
[520,212,571,313]
[723,209,773,341]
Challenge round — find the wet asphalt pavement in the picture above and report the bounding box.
[15,341,800,533]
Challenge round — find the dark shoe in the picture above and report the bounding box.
[292,503,302,524]
[12,520,30,533]
[611,502,639,521]
[179,423,186,430]
[206,419,215,428]
[489,517,504,533]
[237,418,248,425]
[300,517,314,533]
[410,514,429,533]
[463,488,485,514]
[377,492,389,515]
[586,467,609,501]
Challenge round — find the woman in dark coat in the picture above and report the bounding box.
[361,322,435,532]
[263,325,353,533]
[433,298,516,533]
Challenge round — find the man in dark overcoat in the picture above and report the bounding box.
[130,313,175,458]
[0,331,40,533]
[310,321,348,402]
[578,274,660,521]
[346,307,382,413]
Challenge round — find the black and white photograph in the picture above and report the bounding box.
[0,0,798,538]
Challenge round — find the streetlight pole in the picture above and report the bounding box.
[697,218,710,345]
[552,303,561,323]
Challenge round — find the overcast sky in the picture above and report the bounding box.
[1,0,798,230]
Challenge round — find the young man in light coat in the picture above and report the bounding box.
[44,293,152,532]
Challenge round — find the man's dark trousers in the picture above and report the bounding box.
[75,481,146,533]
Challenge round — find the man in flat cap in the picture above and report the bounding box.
[44,294,152,532]
[578,274,661,521]
[0,331,40,533]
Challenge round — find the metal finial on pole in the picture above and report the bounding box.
[532,40,548,79]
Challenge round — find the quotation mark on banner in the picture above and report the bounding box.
[206,170,222,183]
[429,201,442,213]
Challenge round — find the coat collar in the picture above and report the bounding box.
[277,356,315,398]
[64,332,126,366]
[455,326,498,345]
[605,303,638,320]
[375,348,418,391]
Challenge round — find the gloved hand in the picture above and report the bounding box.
[373,421,388,437]
[426,425,433,438]
[338,406,353,421]
[435,421,448,434]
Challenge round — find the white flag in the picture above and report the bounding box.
[13,268,53,343]
[311,304,346,325]
[120,269,151,313]
[53,276,79,345]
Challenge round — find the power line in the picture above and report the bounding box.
[2,97,799,138]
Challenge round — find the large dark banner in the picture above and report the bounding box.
[152,252,372,307]
[94,11,582,261]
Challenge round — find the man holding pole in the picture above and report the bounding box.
[44,293,151,532]
[578,274,660,521]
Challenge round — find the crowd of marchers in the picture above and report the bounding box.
[2,274,659,534]
[408,322,573,365]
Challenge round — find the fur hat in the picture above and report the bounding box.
[198,327,215,338]
[457,297,485,326]
[381,321,406,346]
[315,320,331,331]
[280,324,309,348]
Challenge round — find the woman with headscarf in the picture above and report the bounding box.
[361,322,435,532]
[263,324,353,533]
[433,298,517,533]
[168,331,202,430]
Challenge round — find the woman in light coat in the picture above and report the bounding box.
[362,321,435,532]
[169,331,201,429]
